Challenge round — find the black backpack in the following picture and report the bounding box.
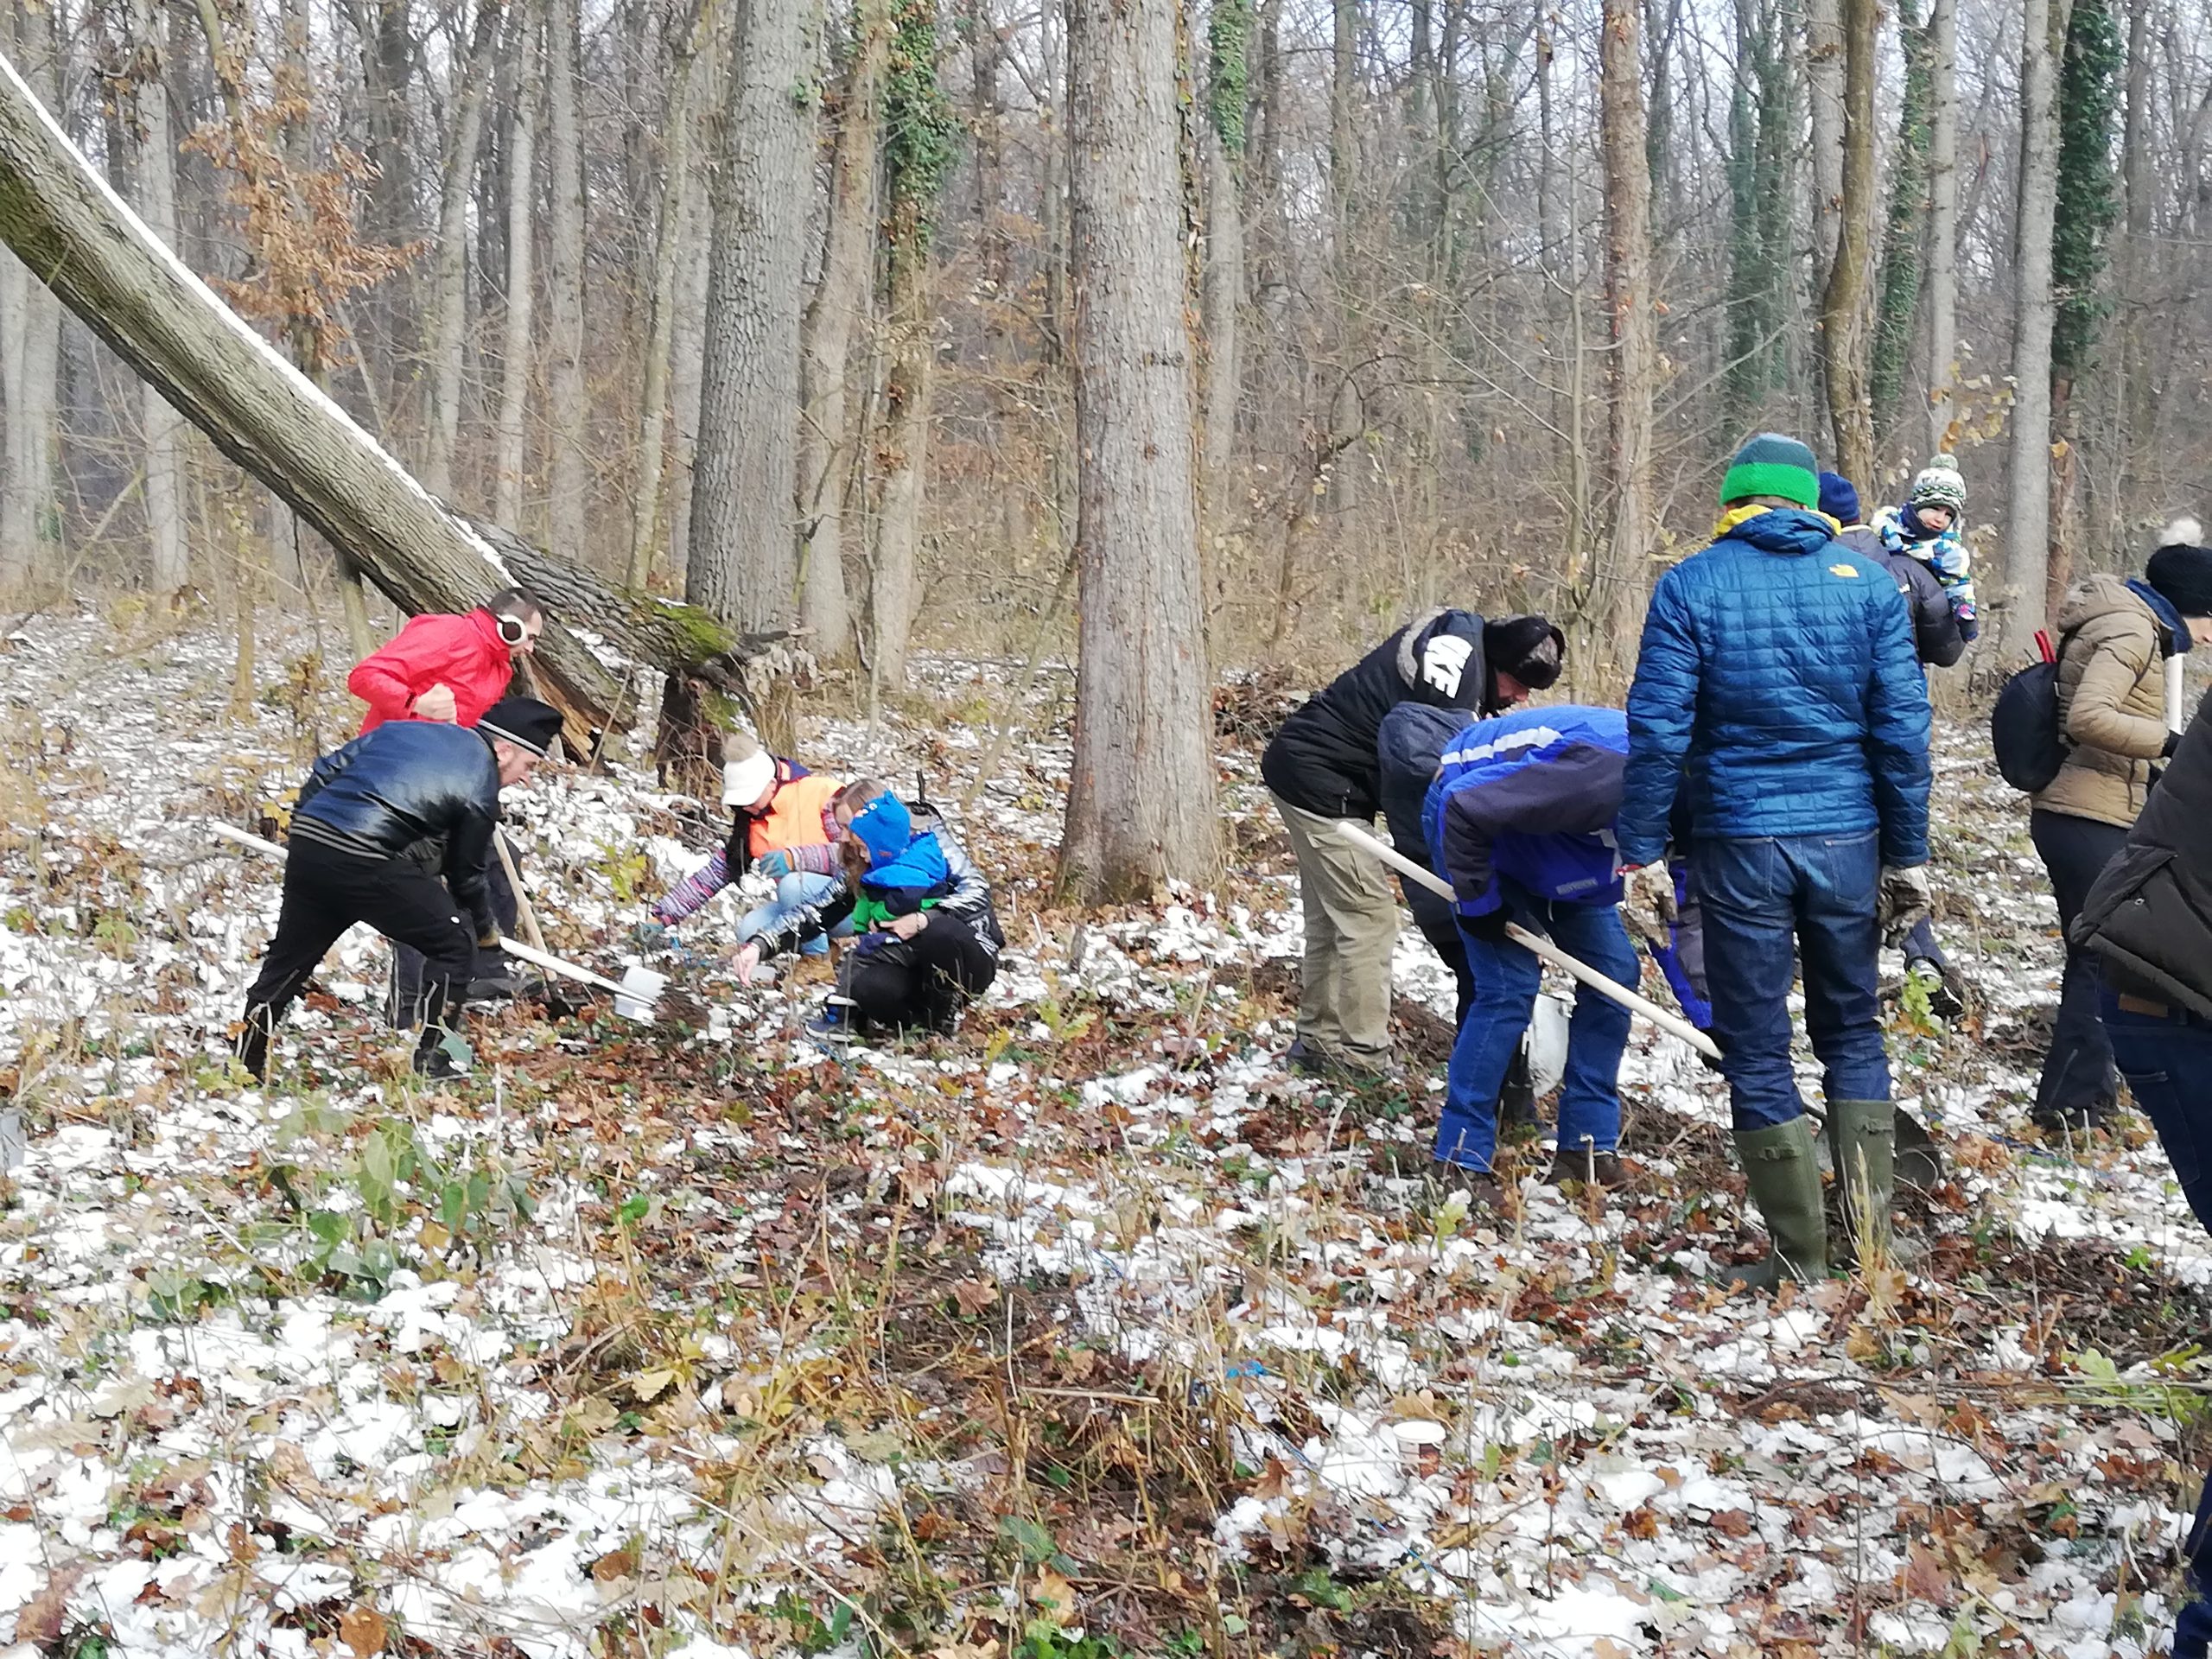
[1991,628,2075,792]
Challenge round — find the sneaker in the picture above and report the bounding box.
[804,998,859,1045]
[1906,959,1965,1021]
[1542,1147,1626,1190]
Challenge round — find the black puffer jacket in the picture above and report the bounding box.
[1261,608,1490,819]
[1836,524,1965,669]
[2075,690,2212,1015]
[288,721,502,931]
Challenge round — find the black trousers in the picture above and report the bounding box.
[841,914,1000,1033]
[240,839,475,1074]
[2031,808,2132,1120]
[390,855,516,1025]
[1410,902,1477,1028]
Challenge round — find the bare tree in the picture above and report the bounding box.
[1200,0,1250,499]
[493,0,542,530]
[424,0,505,502]
[125,0,188,601]
[0,0,62,593]
[1057,0,1219,899]
[687,0,816,631]
[543,0,588,557]
[2004,0,2062,644]
[1807,0,1845,289]
[1817,0,1878,486]
[1926,0,1958,451]
[1597,0,1656,652]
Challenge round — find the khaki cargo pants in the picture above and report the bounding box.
[1274,794,1399,1060]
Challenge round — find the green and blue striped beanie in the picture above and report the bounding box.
[1719,433,1820,511]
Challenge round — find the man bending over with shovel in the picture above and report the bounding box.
[1425,703,1648,1199]
[233,697,564,1082]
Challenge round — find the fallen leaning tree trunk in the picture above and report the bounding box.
[0,49,775,741]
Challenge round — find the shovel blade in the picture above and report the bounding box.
[613,966,667,1022]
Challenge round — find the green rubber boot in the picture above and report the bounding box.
[1825,1099,1897,1268]
[1722,1116,1829,1289]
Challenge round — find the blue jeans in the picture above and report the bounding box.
[1694,832,1890,1130]
[2102,986,2212,1656]
[1434,880,1636,1173]
[737,872,849,957]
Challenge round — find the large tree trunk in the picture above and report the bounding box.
[627,0,716,592]
[1925,0,1958,450]
[1817,0,1877,486]
[0,44,772,733]
[1806,0,1844,291]
[0,0,61,594]
[793,0,887,659]
[126,0,188,601]
[424,0,504,503]
[687,0,814,633]
[1598,0,1656,658]
[871,246,929,687]
[494,2,541,530]
[2005,0,2062,645]
[1057,0,1219,900]
[1199,0,1248,504]
[543,0,588,560]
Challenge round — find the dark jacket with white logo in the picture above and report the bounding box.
[1261,608,1491,820]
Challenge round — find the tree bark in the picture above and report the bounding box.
[543,0,588,560]
[1817,0,1877,486]
[424,0,505,503]
[1598,0,1656,653]
[627,0,715,592]
[1806,0,1844,291]
[1057,0,1220,899]
[493,1,541,529]
[0,0,61,594]
[1199,0,1248,503]
[872,245,929,687]
[1926,0,1958,449]
[2005,0,2062,645]
[125,0,188,601]
[793,0,887,658]
[0,44,772,732]
[687,0,815,632]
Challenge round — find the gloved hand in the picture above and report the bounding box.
[474,917,502,950]
[2163,728,2182,759]
[1460,907,1512,945]
[753,849,795,881]
[1619,863,1677,947]
[629,920,671,953]
[1876,863,1934,949]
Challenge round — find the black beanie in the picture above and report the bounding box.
[1484,614,1566,691]
[479,696,565,758]
[2146,543,2212,620]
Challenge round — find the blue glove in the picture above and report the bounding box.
[752,849,795,881]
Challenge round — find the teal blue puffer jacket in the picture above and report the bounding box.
[1616,507,1932,867]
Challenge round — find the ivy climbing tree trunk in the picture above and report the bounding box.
[1057,0,1220,900]
[1200,0,1249,505]
[2046,0,2121,615]
[1871,0,1933,442]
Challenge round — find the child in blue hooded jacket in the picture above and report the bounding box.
[1424,704,1643,1190]
[734,783,1002,1040]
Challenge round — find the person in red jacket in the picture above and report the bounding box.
[348,588,544,733]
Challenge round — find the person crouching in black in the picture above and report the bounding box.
[234,697,563,1081]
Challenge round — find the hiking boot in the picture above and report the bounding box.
[412,1031,473,1081]
[1500,1049,1541,1137]
[234,1006,275,1082]
[465,975,521,1004]
[1542,1147,1626,1190]
[1720,1116,1829,1290]
[1824,1099,1897,1267]
[1432,1163,1506,1213]
[1906,959,1966,1021]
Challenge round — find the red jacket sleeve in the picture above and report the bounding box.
[348,615,465,729]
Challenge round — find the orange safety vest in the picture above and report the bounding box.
[746,772,843,861]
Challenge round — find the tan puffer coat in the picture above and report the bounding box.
[2031,574,2176,828]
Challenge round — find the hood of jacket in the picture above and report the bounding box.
[2058,572,2175,650]
[1713,505,1840,556]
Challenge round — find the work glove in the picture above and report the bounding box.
[629,920,671,953]
[1876,863,1934,950]
[1619,863,1677,947]
[1460,907,1512,946]
[752,849,795,881]
[474,914,501,951]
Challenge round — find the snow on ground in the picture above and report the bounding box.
[0,610,2205,1657]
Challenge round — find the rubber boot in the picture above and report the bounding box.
[1825,1099,1897,1268]
[1722,1116,1828,1289]
[1892,1106,1942,1196]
